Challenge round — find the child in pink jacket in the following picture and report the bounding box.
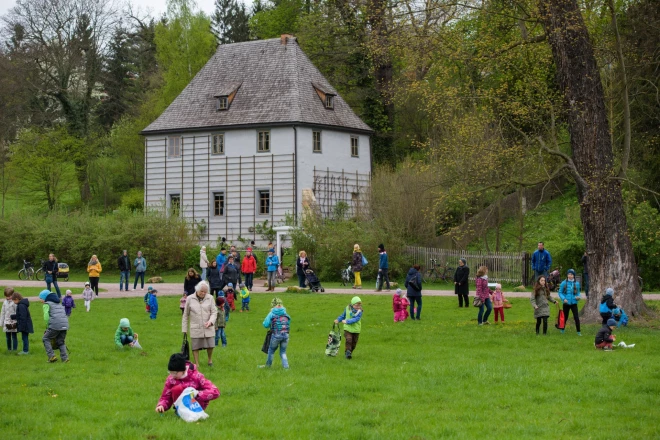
[155,353,220,414]
[393,289,409,322]
[492,284,508,323]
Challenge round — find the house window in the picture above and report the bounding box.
[259,190,270,215]
[170,194,180,216]
[313,131,321,153]
[258,130,270,152]
[216,96,228,110]
[351,136,359,157]
[168,136,181,158]
[212,134,225,155]
[325,95,334,109]
[213,192,224,216]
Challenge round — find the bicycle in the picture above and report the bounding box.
[423,259,455,283]
[35,259,47,281]
[18,260,35,280]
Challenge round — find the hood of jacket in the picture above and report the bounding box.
[18,298,30,309]
[45,293,60,304]
[271,306,288,316]
[407,267,418,277]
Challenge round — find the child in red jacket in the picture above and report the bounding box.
[156,353,220,414]
[224,283,236,312]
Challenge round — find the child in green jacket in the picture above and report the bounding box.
[239,283,250,312]
[115,318,138,347]
[335,296,363,360]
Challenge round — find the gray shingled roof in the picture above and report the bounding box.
[141,37,372,134]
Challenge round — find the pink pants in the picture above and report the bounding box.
[394,310,408,322]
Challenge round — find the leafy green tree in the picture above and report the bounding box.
[249,0,303,39]
[212,0,251,44]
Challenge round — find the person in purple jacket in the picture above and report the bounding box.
[62,290,76,317]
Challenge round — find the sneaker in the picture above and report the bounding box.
[62,359,69,363]
[577,332,582,336]
[478,323,483,326]
[17,351,29,356]
[345,350,352,359]
[603,347,613,351]
[48,356,58,363]
[483,321,490,325]
[258,365,270,369]
[560,330,565,334]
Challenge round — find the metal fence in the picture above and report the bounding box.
[406,246,529,285]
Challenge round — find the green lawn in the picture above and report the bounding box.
[1,293,658,439]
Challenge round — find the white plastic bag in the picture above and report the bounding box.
[131,340,142,349]
[173,387,209,422]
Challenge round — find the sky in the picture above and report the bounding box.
[0,0,247,20]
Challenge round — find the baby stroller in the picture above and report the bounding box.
[304,269,324,292]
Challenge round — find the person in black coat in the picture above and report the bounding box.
[454,258,470,307]
[404,265,423,320]
[222,256,240,288]
[184,268,202,296]
[10,292,33,354]
[44,253,62,298]
[207,261,222,297]
[117,250,131,292]
[296,250,310,288]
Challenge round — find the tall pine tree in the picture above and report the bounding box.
[212,0,251,44]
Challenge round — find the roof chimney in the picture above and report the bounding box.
[280,34,296,45]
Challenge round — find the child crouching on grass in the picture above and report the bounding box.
[595,318,617,351]
[156,353,220,415]
[335,296,363,360]
[115,318,138,347]
[82,282,94,312]
[215,296,227,347]
[492,284,507,323]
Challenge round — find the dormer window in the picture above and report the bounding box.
[325,95,334,109]
[216,96,228,111]
[213,82,241,111]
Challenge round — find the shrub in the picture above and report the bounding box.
[0,208,197,272]
[120,188,145,212]
[627,201,660,290]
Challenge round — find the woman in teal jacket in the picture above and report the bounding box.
[558,269,581,335]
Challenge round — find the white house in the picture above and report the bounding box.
[141,35,372,243]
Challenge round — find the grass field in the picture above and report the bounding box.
[1,293,659,439]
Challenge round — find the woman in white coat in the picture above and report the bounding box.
[182,281,217,367]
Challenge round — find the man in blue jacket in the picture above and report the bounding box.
[376,244,390,291]
[531,242,552,282]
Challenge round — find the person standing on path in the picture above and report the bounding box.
[87,255,102,296]
[184,269,202,296]
[296,251,310,289]
[581,252,589,297]
[134,251,147,290]
[351,244,363,289]
[229,245,241,268]
[404,264,423,320]
[241,248,257,291]
[200,246,209,281]
[531,242,552,283]
[530,276,557,335]
[475,266,494,325]
[118,250,131,291]
[207,261,223,297]
[376,244,390,292]
[454,258,470,307]
[265,249,279,292]
[558,269,582,336]
[182,281,217,367]
[44,253,62,298]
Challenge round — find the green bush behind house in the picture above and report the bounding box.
[0,209,198,272]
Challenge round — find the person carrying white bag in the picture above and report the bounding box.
[155,353,220,420]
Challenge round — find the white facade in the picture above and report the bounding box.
[144,125,371,243]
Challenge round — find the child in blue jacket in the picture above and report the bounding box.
[148,289,159,320]
[558,269,581,335]
[265,249,279,292]
[599,288,618,324]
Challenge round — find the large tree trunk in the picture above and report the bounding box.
[538,0,650,321]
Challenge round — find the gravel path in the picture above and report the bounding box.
[3,279,659,301]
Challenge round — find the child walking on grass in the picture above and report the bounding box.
[149,290,159,320]
[82,282,94,312]
[180,292,187,315]
[215,296,227,347]
[115,318,138,347]
[335,296,363,360]
[2,287,18,351]
[39,290,69,363]
[156,353,220,414]
[10,291,33,355]
[259,297,291,369]
[144,286,153,313]
[62,290,76,317]
[393,289,408,322]
[224,284,236,312]
[492,284,507,323]
[239,283,250,312]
